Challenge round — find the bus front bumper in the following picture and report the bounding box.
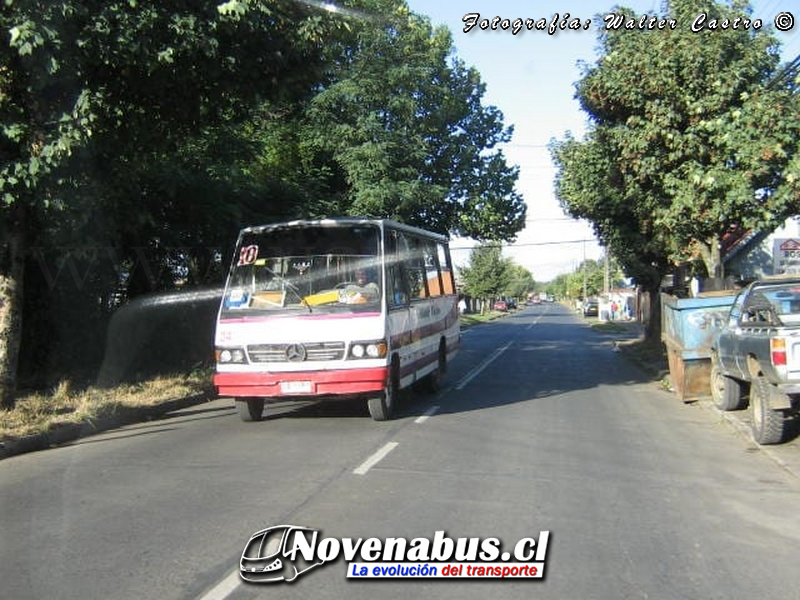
[214,367,388,398]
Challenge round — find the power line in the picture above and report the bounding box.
[450,238,597,251]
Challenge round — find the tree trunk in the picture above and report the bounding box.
[642,284,662,344]
[696,238,723,281]
[0,205,27,409]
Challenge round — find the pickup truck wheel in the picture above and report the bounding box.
[710,361,747,411]
[749,377,787,445]
[236,397,265,422]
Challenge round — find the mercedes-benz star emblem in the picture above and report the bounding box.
[285,344,307,362]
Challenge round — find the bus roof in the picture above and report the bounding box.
[238,217,450,243]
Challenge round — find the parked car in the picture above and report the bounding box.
[583,299,599,317]
[710,277,800,445]
[493,299,508,312]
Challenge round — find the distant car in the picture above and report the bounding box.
[507,299,517,310]
[583,300,599,317]
[493,300,508,312]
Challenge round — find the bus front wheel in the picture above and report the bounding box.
[236,397,265,422]
[368,364,398,421]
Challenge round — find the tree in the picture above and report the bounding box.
[459,243,513,311]
[297,0,526,240]
[551,0,800,339]
[504,263,535,299]
[582,0,798,277]
[547,273,572,300]
[551,131,670,337]
[0,0,333,407]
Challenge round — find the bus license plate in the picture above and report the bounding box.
[281,381,313,394]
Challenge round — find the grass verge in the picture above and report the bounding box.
[0,370,214,442]
[460,310,506,329]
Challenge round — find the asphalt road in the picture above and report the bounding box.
[2,303,800,599]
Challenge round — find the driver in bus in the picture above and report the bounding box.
[341,268,379,303]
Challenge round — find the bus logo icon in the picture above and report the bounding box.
[285,344,307,362]
[240,525,324,583]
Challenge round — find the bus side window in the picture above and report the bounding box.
[386,231,409,308]
[437,242,455,295]
[423,240,443,297]
[388,266,408,307]
[400,233,429,299]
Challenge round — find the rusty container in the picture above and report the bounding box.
[661,291,737,401]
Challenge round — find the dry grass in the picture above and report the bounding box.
[0,370,214,441]
[616,337,669,378]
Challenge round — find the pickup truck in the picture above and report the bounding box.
[710,278,800,445]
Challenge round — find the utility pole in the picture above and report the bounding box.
[582,239,587,301]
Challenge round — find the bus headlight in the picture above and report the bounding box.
[216,347,247,364]
[349,340,387,359]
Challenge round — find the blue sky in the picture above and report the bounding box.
[403,0,800,281]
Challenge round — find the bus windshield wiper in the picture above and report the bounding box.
[264,266,312,313]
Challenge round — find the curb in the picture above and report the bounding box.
[0,393,213,461]
[697,398,800,481]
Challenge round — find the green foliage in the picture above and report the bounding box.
[504,263,535,298]
[1,0,331,258]
[297,1,526,240]
[552,0,800,281]
[459,243,514,301]
[564,259,604,299]
[550,132,669,292]
[0,0,335,390]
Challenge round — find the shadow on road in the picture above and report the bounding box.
[432,308,661,417]
[242,306,662,423]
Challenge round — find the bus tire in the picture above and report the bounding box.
[423,341,447,393]
[423,368,441,394]
[368,363,398,421]
[750,376,786,445]
[237,397,265,422]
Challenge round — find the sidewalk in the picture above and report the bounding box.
[592,320,800,481]
[700,398,800,480]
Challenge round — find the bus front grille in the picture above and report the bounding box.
[247,342,346,363]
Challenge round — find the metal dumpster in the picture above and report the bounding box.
[661,291,737,401]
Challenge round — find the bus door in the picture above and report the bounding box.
[385,229,414,387]
[394,230,439,385]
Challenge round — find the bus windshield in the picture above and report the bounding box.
[221,224,382,315]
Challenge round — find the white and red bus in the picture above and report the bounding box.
[213,218,460,421]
